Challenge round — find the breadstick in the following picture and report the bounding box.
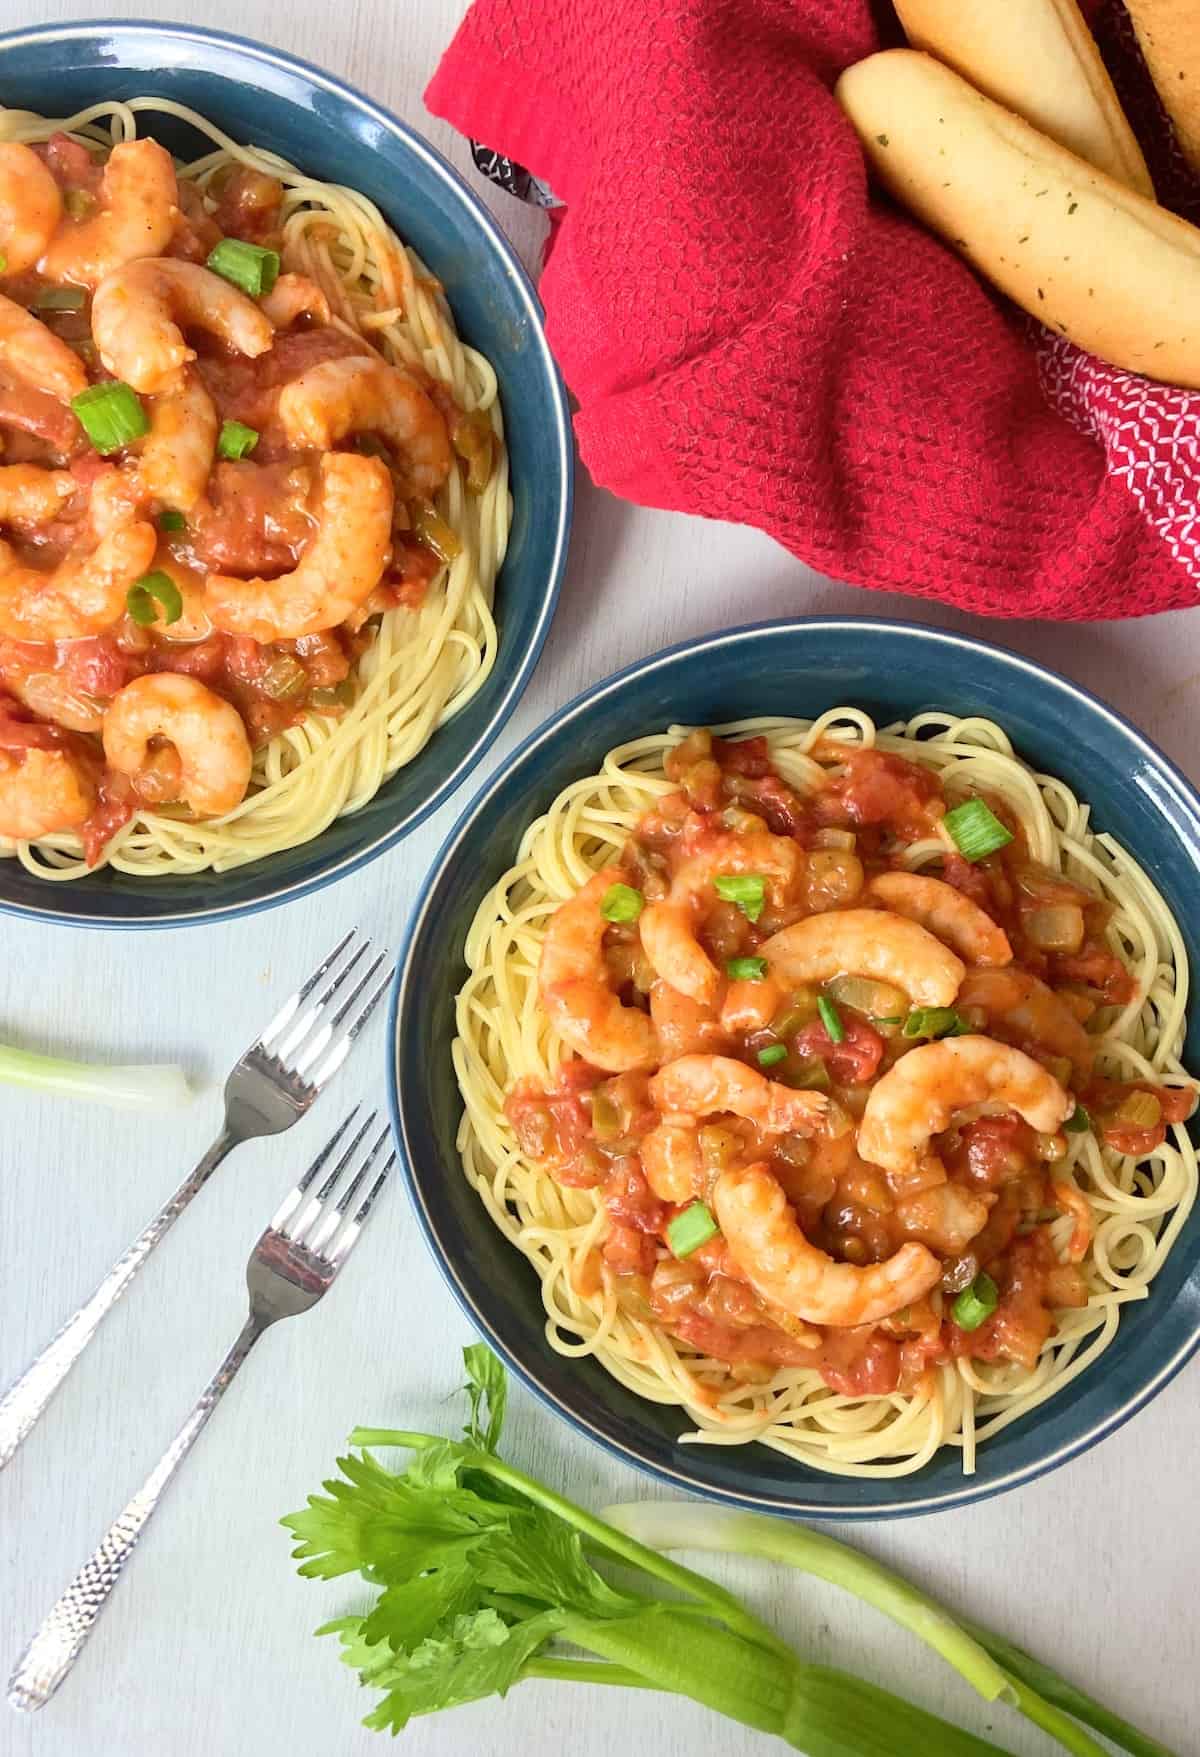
[1124,0,1200,174]
[836,50,1200,387]
[894,0,1153,195]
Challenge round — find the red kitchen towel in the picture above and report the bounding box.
[426,0,1200,619]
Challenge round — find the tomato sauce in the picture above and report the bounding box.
[506,731,1198,1396]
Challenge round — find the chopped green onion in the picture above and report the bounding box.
[0,251,7,274]
[600,882,644,925]
[902,1007,969,1040]
[817,995,845,1043]
[757,1043,787,1068]
[952,1272,999,1332]
[217,419,259,460]
[713,873,766,922]
[70,381,149,453]
[206,236,280,297]
[943,798,1013,862]
[873,1015,904,1026]
[31,285,86,311]
[125,571,183,627]
[666,1201,718,1259]
[63,188,93,220]
[726,955,767,982]
[157,508,186,533]
[1063,1102,1091,1134]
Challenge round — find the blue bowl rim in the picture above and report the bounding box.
[389,614,1200,1519]
[0,17,572,930]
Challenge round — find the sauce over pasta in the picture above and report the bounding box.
[0,110,505,874]
[472,723,1197,1469]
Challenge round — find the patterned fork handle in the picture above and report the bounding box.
[0,1131,235,1471]
[7,1312,266,1713]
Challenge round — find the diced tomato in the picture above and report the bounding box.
[945,1115,1038,1190]
[603,1159,667,1234]
[793,1012,884,1084]
[186,460,315,574]
[1050,944,1136,1005]
[602,1223,657,1277]
[79,772,135,868]
[505,1064,603,1165]
[60,635,137,699]
[812,1326,901,1397]
[0,372,81,452]
[714,735,771,778]
[947,1233,1056,1370]
[1087,1079,1197,1156]
[665,1308,820,1366]
[726,770,814,839]
[0,695,61,750]
[223,634,270,684]
[292,631,351,687]
[35,132,102,193]
[211,167,284,244]
[817,747,944,841]
[385,539,441,611]
[151,634,228,682]
[69,451,109,489]
[940,851,994,909]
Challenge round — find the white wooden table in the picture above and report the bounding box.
[1,3,1198,1754]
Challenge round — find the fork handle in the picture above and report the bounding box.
[0,1128,236,1472]
[7,1310,267,1712]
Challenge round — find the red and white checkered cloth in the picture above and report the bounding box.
[429,0,1200,617]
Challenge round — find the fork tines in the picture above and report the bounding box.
[256,929,394,1092]
[270,1111,396,1266]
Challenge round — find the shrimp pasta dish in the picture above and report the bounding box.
[0,100,506,877]
[453,713,1199,1476]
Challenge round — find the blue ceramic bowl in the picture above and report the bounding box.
[390,618,1200,1518]
[0,21,570,927]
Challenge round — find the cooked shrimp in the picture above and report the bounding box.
[145,555,212,642]
[649,980,726,1059]
[0,745,95,841]
[720,974,782,1033]
[640,1121,702,1203]
[640,829,800,1005]
[39,140,178,289]
[91,258,274,395]
[957,967,1095,1076]
[1051,1180,1093,1263]
[893,1182,991,1254]
[102,673,252,816]
[857,1036,1073,1177]
[0,519,156,641]
[260,272,331,328]
[649,1054,827,1133]
[866,871,1012,967]
[760,908,965,1008]
[714,1162,941,1326]
[204,452,392,641]
[538,867,661,1073]
[0,464,77,529]
[134,368,218,513]
[277,355,451,497]
[0,291,87,403]
[0,143,63,275]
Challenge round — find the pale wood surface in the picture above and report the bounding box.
[1,4,1198,1755]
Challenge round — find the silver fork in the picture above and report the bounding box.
[0,929,392,1473]
[7,1110,395,1712]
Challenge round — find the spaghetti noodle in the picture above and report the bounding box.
[0,98,508,877]
[453,711,1198,1477]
